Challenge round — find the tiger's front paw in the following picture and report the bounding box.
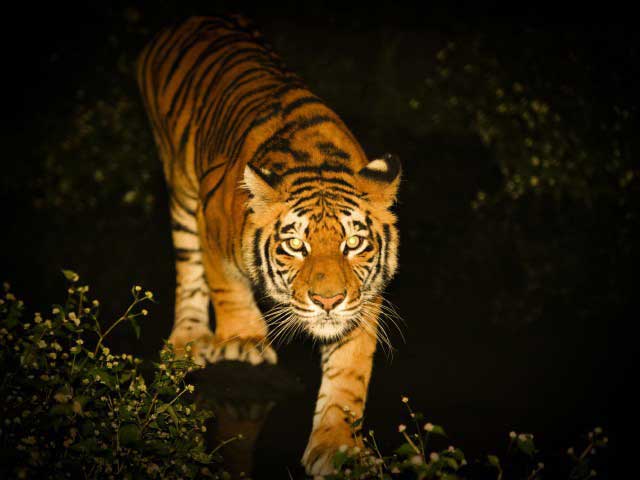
[167,325,212,361]
[199,336,277,366]
[167,329,277,366]
[302,428,356,477]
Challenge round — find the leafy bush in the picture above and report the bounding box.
[34,90,158,216]
[31,10,158,217]
[326,399,607,480]
[0,271,611,479]
[410,40,638,210]
[0,271,228,479]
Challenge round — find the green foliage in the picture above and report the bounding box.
[411,40,639,209]
[32,11,158,216]
[0,271,228,479]
[325,398,607,480]
[27,10,638,221]
[34,88,157,216]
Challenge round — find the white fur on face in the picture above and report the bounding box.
[305,316,355,340]
[281,210,310,238]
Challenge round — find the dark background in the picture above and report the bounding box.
[1,2,638,478]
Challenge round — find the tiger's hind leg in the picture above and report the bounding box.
[166,189,213,358]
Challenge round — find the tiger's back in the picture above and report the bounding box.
[137,15,401,476]
[137,15,369,225]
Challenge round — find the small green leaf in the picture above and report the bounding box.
[50,403,74,416]
[167,405,180,426]
[444,457,459,470]
[89,368,115,388]
[129,316,140,339]
[119,423,142,447]
[333,449,349,470]
[191,450,213,464]
[487,455,501,469]
[145,440,171,456]
[71,438,99,453]
[395,443,417,457]
[431,425,447,436]
[517,438,536,457]
[61,269,79,282]
[450,448,465,462]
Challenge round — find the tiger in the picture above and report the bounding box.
[137,15,401,476]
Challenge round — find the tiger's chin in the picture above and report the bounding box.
[304,315,359,343]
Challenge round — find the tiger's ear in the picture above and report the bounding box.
[242,164,284,208]
[356,154,401,208]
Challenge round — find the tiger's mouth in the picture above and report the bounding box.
[264,295,364,344]
[296,309,360,341]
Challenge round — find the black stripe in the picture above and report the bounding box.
[290,175,354,189]
[382,223,392,282]
[178,287,207,299]
[195,52,281,172]
[169,190,196,216]
[162,26,239,93]
[202,68,277,153]
[280,222,297,234]
[201,166,229,211]
[171,219,198,235]
[353,220,367,231]
[250,115,338,166]
[282,96,324,117]
[165,31,257,112]
[199,162,225,181]
[219,81,284,156]
[316,141,350,160]
[263,236,275,286]
[226,81,306,161]
[253,228,263,268]
[282,163,353,177]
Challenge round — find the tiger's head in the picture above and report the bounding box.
[242,154,400,342]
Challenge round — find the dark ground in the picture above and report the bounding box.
[1,3,638,479]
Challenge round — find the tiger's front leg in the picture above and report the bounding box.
[170,206,277,366]
[198,233,278,366]
[200,268,278,366]
[302,315,379,477]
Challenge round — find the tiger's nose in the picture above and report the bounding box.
[309,291,345,312]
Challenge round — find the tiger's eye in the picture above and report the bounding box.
[287,238,304,251]
[346,235,362,249]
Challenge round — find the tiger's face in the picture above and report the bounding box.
[243,155,400,342]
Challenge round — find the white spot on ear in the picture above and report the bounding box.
[260,167,272,175]
[366,159,388,172]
